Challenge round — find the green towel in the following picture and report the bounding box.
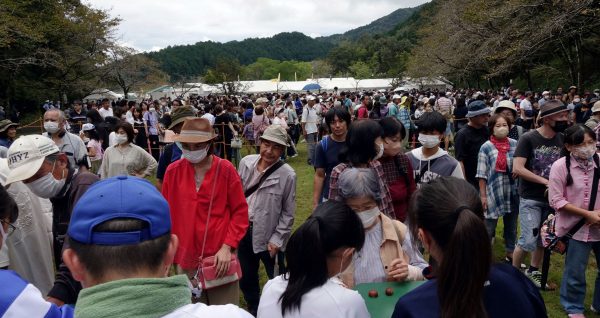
[75,275,191,318]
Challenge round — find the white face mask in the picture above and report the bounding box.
[418,134,441,149]
[44,121,60,134]
[493,127,509,139]
[374,143,384,160]
[115,134,128,145]
[26,162,66,198]
[149,107,156,112]
[182,147,208,164]
[0,223,7,244]
[357,207,380,228]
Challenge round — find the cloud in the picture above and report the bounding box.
[86,0,430,52]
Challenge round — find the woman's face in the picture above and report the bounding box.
[383,133,403,157]
[345,195,377,213]
[7,127,17,139]
[494,117,508,130]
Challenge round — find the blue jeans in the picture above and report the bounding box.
[485,210,518,252]
[516,198,552,252]
[560,239,600,314]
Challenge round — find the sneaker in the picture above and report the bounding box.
[290,154,298,158]
[525,269,542,288]
[591,305,598,313]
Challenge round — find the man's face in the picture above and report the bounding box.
[308,100,315,107]
[259,139,284,165]
[102,102,109,109]
[329,115,348,138]
[23,156,67,184]
[74,103,82,111]
[44,111,64,131]
[471,113,491,126]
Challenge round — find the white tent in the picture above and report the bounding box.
[83,89,121,101]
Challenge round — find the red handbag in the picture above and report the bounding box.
[197,254,243,289]
[195,158,243,290]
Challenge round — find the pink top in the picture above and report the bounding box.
[549,156,600,242]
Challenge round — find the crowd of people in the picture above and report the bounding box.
[1,85,600,317]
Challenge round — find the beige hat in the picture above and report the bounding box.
[494,100,518,116]
[260,125,289,147]
[0,119,17,133]
[5,135,59,184]
[172,118,217,143]
[592,101,600,113]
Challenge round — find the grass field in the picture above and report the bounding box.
[244,141,598,318]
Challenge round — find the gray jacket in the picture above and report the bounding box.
[238,155,296,253]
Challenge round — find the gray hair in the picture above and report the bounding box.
[337,168,382,202]
[44,109,66,123]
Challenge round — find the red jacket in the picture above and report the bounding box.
[162,156,249,270]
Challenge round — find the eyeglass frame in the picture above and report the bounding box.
[0,219,16,237]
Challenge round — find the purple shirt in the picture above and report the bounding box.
[549,156,600,242]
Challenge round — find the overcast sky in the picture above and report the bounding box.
[87,0,429,52]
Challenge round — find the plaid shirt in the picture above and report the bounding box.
[398,106,412,130]
[328,160,396,219]
[476,139,519,219]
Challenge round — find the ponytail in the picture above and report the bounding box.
[408,177,490,318]
[279,201,365,315]
[280,218,327,315]
[437,208,491,318]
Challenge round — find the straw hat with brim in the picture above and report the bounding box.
[260,125,289,147]
[591,101,600,114]
[539,100,568,119]
[172,118,217,143]
[0,119,18,133]
[5,135,59,185]
[169,106,195,129]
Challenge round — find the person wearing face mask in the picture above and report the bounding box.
[328,119,396,219]
[0,185,74,318]
[336,168,426,289]
[406,112,464,188]
[162,117,248,306]
[476,114,519,263]
[494,100,525,140]
[238,125,297,316]
[512,99,568,289]
[548,125,600,317]
[42,109,88,170]
[257,201,369,318]
[99,122,157,179]
[4,135,99,306]
[377,118,416,222]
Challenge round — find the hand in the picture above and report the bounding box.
[214,244,232,278]
[585,210,600,225]
[267,242,280,258]
[480,195,488,211]
[387,258,409,282]
[133,128,139,134]
[46,296,65,307]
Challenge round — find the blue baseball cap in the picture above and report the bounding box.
[68,176,171,245]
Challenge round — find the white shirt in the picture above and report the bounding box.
[301,106,319,134]
[163,303,253,318]
[125,110,134,125]
[98,107,114,119]
[258,275,370,318]
[201,113,216,125]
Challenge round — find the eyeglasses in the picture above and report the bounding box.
[0,220,16,237]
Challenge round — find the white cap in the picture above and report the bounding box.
[82,123,95,131]
[307,95,316,101]
[5,135,59,184]
[542,91,550,96]
[392,94,402,100]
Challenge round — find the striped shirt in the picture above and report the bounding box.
[352,223,386,284]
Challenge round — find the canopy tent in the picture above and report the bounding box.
[83,89,121,101]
